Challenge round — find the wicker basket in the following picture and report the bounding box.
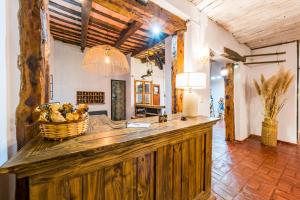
[261,118,278,147]
[40,116,89,140]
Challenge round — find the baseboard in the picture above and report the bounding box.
[248,134,299,146]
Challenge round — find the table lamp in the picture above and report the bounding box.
[176,72,207,117]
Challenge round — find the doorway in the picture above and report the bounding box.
[210,61,226,140]
[111,80,126,121]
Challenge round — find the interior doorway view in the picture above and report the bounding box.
[210,61,225,120]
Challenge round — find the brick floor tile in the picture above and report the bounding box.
[212,122,300,200]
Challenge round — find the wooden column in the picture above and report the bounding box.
[16,0,50,150]
[172,31,184,113]
[224,63,235,141]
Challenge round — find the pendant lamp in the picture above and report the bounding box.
[82,45,129,76]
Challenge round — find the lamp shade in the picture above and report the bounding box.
[176,72,206,89]
[82,45,129,76]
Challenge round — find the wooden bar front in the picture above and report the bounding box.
[0,116,218,200]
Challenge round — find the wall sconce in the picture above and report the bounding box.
[176,72,207,117]
[199,47,210,64]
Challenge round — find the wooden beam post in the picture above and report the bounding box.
[16,0,51,199]
[224,63,235,141]
[81,0,92,51]
[172,31,184,113]
[16,0,51,150]
[115,21,143,48]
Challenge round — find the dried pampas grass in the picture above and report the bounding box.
[253,68,294,120]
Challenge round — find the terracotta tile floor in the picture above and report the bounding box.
[212,120,300,200]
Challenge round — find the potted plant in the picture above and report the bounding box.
[253,68,293,146]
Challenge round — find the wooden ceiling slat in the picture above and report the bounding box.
[126,38,146,46]
[49,8,80,22]
[50,19,80,32]
[91,8,128,26]
[49,0,81,17]
[52,32,80,43]
[189,0,300,49]
[90,11,127,30]
[89,17,122,33]
[87,35,115,45]
[50,21,81,32]
[62,0,82,7]
[88,27,119,39]
[87,30,117,43]
[51,26,80,38]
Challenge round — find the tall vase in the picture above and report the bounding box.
[261,118,278,147]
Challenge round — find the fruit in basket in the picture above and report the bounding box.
[35,103,88,123]
[50,111,66,122]
[66,112,80,121]
[38,111,49,122]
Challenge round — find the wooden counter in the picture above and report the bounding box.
[0,115,218,200]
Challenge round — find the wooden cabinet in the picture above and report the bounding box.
[134,80,152,105]
[0,116,217,200]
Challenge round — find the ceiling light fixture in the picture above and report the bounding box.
[151,24,161,36]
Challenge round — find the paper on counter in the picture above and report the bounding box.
[127,122,151,128]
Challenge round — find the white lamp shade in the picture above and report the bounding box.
[176,72,206,89]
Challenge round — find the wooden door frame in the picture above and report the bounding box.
[111,79,126,121]
[224,63,235,141]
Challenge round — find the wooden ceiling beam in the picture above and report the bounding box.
[222,47,246,62]
[115,21,143,48]
[93,0,186,34]
[81,0,92,51]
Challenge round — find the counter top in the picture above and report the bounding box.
[0,115,218,178]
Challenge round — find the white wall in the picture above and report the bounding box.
[154,0,250,117]
[1,0,20,199]
[50,40,131,119]
[130,57,166,116]
[234,63,250,141]
[0,0,8,167]
[247,42,298,144]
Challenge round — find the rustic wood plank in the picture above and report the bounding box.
[68,176,82,200]
[224,63,235,142]
[81,0,92,51]
[156,144,174,199]
[189,138,196,199]
[137,153,154,200]
[222,47,245,62]
[189,0,300,49]
[105,163,123,200]
[16,0,50,150]
[173,143,182,200]
[181,140,189,200]
[83,169,105,200]
[122,159,137,200]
